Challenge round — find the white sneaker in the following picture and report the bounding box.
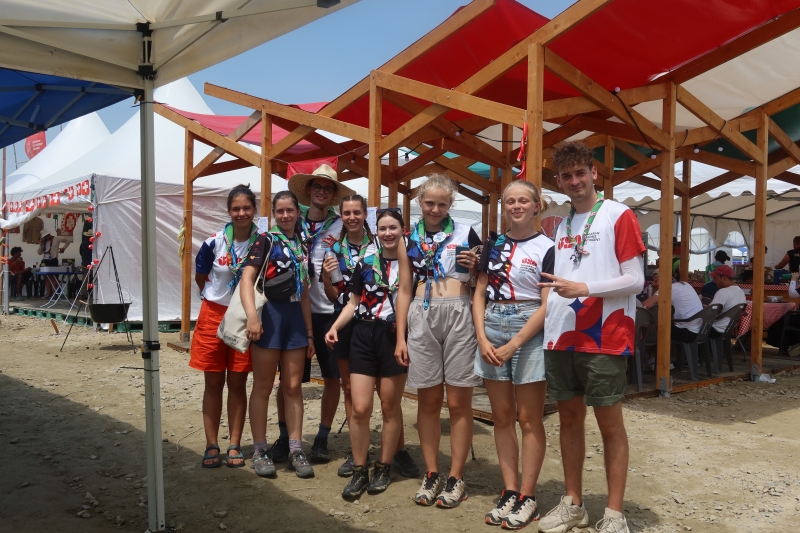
[414,472,445,506]
[436,476,467,508]
[595,508,629,533]
[485,490,519,525]
[538,495,589,533]
[502,494,540,530]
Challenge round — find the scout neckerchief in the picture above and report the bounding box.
[410,215,454,310]
[565,192,604,264]
[370,248,399,292]
[223,222,259,290]
[271,226,309,298]
[341,232,370,272]
[300,205,338,258]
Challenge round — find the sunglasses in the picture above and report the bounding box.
[376,207,402,216]
[310,183,336,195]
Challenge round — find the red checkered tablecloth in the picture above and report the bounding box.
[735,302,797,337]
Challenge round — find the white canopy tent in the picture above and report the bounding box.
[0,2,359,530]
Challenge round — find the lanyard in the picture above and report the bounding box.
[565,192,604,264]
[301,205,338,258]
[271,227,309,298]
[370,250,399,292]
[342,233,370,272]
[222,222,259,290]
[411,216,454,310]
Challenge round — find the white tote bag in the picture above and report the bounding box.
[216,236,272,352]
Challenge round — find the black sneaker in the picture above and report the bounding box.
[251,448,276,478]
[367,462,392,494]
[288,449,315,478]
[310,437,331,463]
[268,436,289,463]
[338,451,355,477]
[391,449,420,478]
[342,465,369,500]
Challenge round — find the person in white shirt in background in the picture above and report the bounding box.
[789,271,799,299]
[642,270,703,342]
[707,265,746,338]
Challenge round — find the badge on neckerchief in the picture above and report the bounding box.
[565,193,604,265]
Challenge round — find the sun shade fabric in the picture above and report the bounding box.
[0,68,128,148]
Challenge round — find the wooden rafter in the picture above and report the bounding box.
[675,146,757,176]
[190,110,262,181]
[767,117,800,166]
[542,84,668,121]
[393,147,445,181]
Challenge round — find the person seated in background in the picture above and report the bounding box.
[705,250,730,281]
[700,278,719,300]
[642,270,703,343]
[708,265,746,338]
[8,247,32,301]
[790,272,799,299]
[775,236,800,273]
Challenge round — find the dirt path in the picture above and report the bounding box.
[1,314,799,532]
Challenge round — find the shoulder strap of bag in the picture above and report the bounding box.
[254,235,273,294]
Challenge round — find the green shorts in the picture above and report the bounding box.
[544,350,627,407]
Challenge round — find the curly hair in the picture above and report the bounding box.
[551,141,594,174]
[416,172,458,205]
[503,180,548,216]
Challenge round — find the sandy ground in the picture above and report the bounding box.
[1,313,799,533]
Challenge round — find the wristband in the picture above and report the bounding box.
[307,335,314,340]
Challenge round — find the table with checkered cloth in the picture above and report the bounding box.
[735,302,797,337]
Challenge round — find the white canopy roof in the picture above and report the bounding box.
[0,0,359,89]
[6,112,110,192]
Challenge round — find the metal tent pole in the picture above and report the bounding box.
[140,77,166,532]
[2,146,8,316]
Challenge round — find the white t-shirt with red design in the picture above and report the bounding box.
[544,199,646,356]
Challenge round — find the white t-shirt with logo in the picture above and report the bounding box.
[303,213,343,314]
[657,282,703,333]
[195,231,251,306]
[710,285,747,333]
[479,232,554,301]
[544,199,646,356]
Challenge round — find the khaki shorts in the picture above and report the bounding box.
[544,350,627,407]
[407,296,482,389]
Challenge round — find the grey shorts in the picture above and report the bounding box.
[407,296,482,389]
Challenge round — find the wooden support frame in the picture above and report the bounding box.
[603,137,614,199]
[527,42,545,230]
[368,76,383,208]
[767,118,800,166]
[751,113,769,378]
[180,131,194,341]
[501,124,514,233]
[679,159,691,282]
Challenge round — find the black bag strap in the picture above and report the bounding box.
[254,235,273,296]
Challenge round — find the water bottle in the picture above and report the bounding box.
[455,241,471,282]
[646,282,654,298]
[325,250,343,283]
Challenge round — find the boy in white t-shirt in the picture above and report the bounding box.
[708,265,746,335]
[538,141,645,533]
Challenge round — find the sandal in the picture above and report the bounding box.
[226,444,246,468]
[202,443,221,468]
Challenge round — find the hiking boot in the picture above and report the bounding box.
[539,495,589,533]
[414,472,445,506]
[485,490,519,525]
[502,494,540,530]
[309,437,331,463]
[338,450,370,477]
[436,476,467,509]
[268,436,289,463]
[342,465,369,500]
[251,448,276,478]
[595,508,629,533]
[392,449,420,478]
[367,462,392,494]
[288,449,315,479]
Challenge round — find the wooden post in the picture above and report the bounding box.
[403,180,411,228]
[527,43,544,231]
[489,166,499,236]
[751,113,768,379]
[501,124,514,233]
[680,159,691,281]
[180,131,194,342]
[656,83,677,396]
[388,150,398,208]
[368,75,383,208]
[481,200,488,240]
[261,111,272,220]
[603,136,614,200]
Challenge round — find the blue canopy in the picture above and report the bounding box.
[0,68,131,149]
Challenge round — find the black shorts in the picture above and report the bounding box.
[312,313,340,379]
[349,320,407,378]
[331,314,356,360]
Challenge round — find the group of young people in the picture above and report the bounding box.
[189,140,645,533]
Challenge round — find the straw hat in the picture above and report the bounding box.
[288,164,355,207]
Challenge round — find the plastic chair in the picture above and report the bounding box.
[672,304,722,380]
[632,308,656,392]
[779,309,800,355]
[708,303,746,373]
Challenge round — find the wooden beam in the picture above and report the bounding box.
[388,150,399,208]
[768,153,798,178]
[772,170,800,187]
[501,124,514,233]
[679,159,691,281]
[181,131,194,342]
[189,110,262,181]
[372,70,526,128]
[657,82,677,396]
[543,84,668,121]
[527,42,545,230]
[394,147,445,180]
[681,115,762,147]
[489,166,499,236]
[612,155,662,186]
[689,171,742,197]
[456,183,488,205]
[751,113,769,377]
[198,158,261,178]
[768,117,800,166]
[433,153,491,193]
[544,50,671,148]
[261,111,272,220]
[550,114,654,147]
[154,103,262,169]
[603,137,614,200]
[676,146,757,176]
[676,85,764,164]
[401,161,449,182]
[368,78,383,207]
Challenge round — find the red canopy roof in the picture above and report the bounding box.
[331,0,800,133]
[166,104,327,155]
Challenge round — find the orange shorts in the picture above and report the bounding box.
[189,299,252,373]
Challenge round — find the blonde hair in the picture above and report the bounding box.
[502,180,548,216]
[417,173,457,206]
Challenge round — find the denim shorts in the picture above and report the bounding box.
[254,299,308,351]
[474,301,546,385]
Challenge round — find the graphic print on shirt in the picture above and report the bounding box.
[349,256,398,321]
[482,233,554,302]
[331,240,376,310]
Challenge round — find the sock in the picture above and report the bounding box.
[605,508,624,520]
[316,423,331,440]
[278,421,288,440]
[289,439,302,454]
[253,441,268,454]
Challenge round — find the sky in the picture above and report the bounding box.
[2,0,575,177]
